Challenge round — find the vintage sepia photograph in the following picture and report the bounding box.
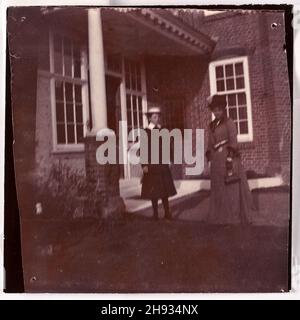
[6,6,292,293]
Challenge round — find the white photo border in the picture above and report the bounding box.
[0,0,298,300]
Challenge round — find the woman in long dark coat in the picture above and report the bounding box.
[141,107,177,220]
[205,95,257,224]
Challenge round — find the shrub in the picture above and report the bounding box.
[35,162,101,219]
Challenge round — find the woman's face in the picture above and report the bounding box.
[212,107,225,120]
[150,113,160,125]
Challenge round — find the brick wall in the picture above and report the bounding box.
[198,11,291,181]
[84,137,124,218]
[264,12,291,182]
[145,10,291,182]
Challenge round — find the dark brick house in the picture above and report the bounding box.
[8,7,291,218]
[147,9,291,182]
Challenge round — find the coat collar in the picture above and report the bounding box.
[209,116,228,132]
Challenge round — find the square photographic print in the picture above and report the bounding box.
[6,6,292,293]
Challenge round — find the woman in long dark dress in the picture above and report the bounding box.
[141,107,177,220]
[205,95,257,224]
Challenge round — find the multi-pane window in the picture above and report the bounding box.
[50,32,89,150]
[209,56,253,142]
[54,80,84,145]
[124,59,145,140]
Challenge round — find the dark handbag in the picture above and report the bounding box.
[224,158,240,185]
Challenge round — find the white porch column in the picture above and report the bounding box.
[88,8,107,133]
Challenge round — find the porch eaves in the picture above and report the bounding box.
[41,7,216,56]
[115,8,216,56]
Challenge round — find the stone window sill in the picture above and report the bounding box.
[51,145,85,155]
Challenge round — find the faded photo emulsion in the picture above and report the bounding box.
[7,6,291,293]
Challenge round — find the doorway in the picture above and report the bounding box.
[105,74,124,177]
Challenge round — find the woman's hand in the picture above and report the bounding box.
[143,166,149,174]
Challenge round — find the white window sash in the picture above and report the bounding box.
[49,31,89,152]
[124,58,147,141]
[209,56,253,143]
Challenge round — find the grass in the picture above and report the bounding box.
[21,215,289,293]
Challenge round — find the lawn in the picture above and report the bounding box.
[21,213,289,293]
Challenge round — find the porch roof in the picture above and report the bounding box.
[41,7,216,57]
[102,8,216,56]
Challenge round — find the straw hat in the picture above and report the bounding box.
[145,107,161,115]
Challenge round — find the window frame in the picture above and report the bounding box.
[123,57,148,142]
[49,31,90,153]
[209,56,254,143]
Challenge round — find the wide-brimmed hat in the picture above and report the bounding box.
[207,94,227,110]
[145,107,161,115]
